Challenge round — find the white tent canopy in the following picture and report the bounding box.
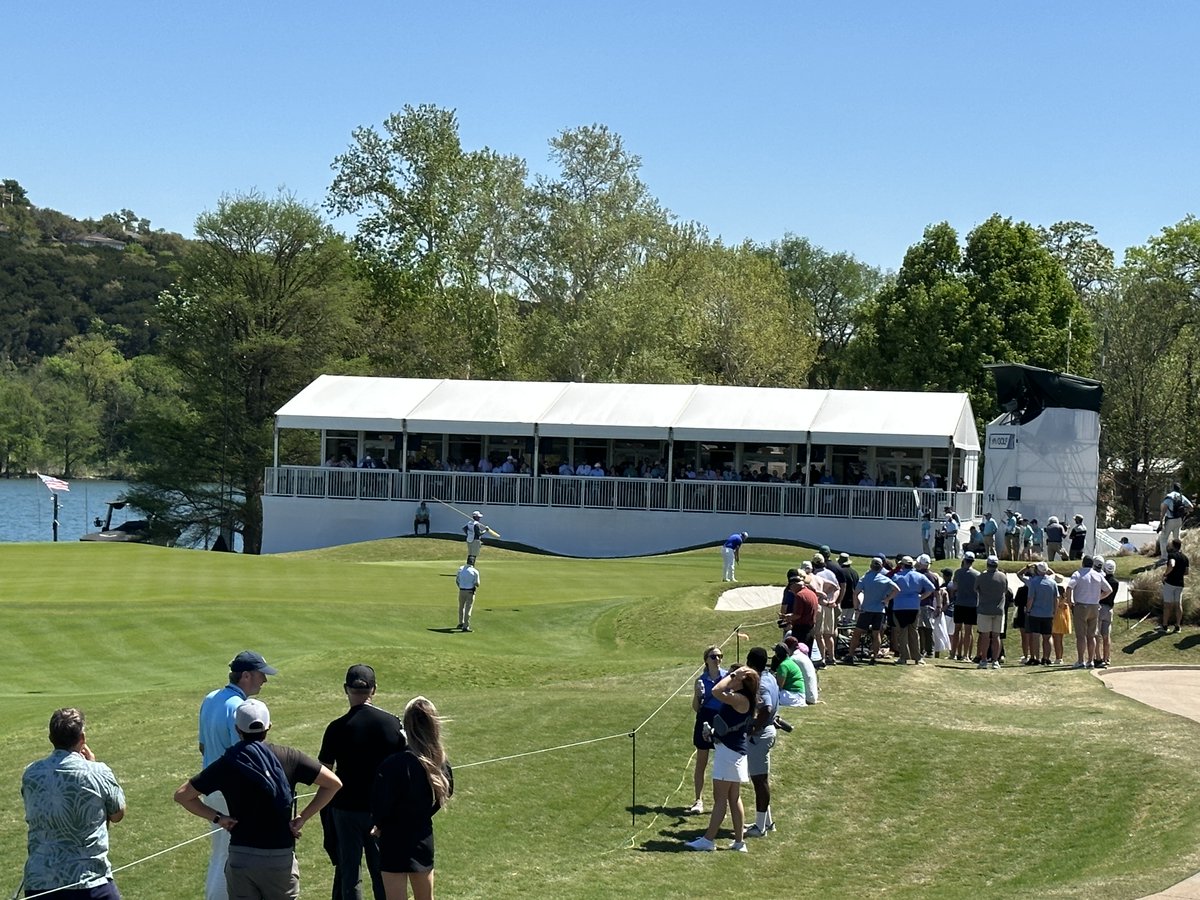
[276,376,980,450]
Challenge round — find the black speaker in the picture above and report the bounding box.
[1006,486,1022,501]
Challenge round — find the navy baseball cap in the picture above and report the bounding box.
[230,650,278,675]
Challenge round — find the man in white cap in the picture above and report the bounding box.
[1098,560,1119,667]
[721,531,749,582]
[463,511,488,563]
[891,555,935,664]
[176,699,342,900]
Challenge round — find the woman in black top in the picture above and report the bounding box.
[373,697,453,900]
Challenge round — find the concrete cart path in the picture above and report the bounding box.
[1098,667,1200,899]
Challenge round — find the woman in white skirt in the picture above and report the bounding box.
[685,666,759,852]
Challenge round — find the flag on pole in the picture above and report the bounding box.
[36,473,70,493]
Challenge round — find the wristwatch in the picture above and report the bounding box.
[212,814,222,823]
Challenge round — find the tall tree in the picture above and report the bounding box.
[327,104,523,377]
[764,235,884,387]
[128,191,363,553]
[1038,221,1116,309]
[846,216,1091,421]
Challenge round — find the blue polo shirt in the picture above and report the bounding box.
[198,683,248,767]
[859,570,896,613]
[893,569,934,611]
[723,533,744,550]
[1026,574,1058,618]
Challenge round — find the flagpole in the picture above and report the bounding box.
[52,492,59,542]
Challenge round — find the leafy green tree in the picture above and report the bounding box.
[0,365,42,475]
[328,104,523,377]
[1038,221,1115,309]
[847,216,1090,421]
[128,191,364,553]
[763,235,883,387]
[32,362,100,477]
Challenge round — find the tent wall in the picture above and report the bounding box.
[983,408,1100,552]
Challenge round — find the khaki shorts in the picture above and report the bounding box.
[1163,584,1184,606]
[819,605,838,634]
[1072,603,1099,636]
[976,613,1004,635]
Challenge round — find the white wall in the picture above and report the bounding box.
[261,496,930,559]
[983,408,1100,549]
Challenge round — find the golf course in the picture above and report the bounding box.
[2,539,1199,899]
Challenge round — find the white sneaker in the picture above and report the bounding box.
[686,836,716,851]
[686,800,704,814]
[991,661,1001,670]
[729,840,748,852]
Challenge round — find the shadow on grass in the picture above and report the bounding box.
[427,627,462,634]
[1175,633,1200,651]
[1121,629,1169,655]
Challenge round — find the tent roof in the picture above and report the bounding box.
[276,376,980,451]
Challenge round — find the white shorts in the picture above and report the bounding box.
[778,689,807,707]
[712,742,749,783]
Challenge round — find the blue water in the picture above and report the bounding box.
[0,478,135,543]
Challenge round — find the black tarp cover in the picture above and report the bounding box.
[986,364,1103,424]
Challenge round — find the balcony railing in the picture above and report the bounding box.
[266,467,982,522]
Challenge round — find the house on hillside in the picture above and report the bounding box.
[70,232,126,250]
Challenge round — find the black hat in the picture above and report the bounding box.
[344,664,376,690]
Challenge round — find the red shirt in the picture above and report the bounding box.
[790,585,819,628]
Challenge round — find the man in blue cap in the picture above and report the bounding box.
[198,650,279,900]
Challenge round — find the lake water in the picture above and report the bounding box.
[0,478,135,543]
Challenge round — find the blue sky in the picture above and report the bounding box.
[7,2,1197,269]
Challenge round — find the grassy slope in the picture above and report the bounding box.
[0,540,1197,899]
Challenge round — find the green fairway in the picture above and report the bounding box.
[3,540,1200,899]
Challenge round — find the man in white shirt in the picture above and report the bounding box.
[1065,555,1113,669]
[455,561,481,632]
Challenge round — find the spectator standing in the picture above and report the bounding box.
[1003,510,1020,561]
[176,699,342,900]
[921,512,934,558]
[809,555,841,663]
[942,513,961,559]
[197,650,278,900]
[319,665,407,900]
[688,646,727,815]
[842,557,898,664]
[1099,560,1119,667]
[1065,556,1113,668]
[721,531,749,582]
[1021,562,1058,666]
[838,552,860,625]
[951,554,979,661]
[743,647,779,839]
[1160,483,1193,559]
[22,708,126,899]
[1157,538,1190,633]
[685,667,759,853]
[981,513,999,558]
[787,575,820,649]
[915,554,940,658]
[975,556,1009,669]
[1044,517,1066,562]
[454,562,480,633]
[1069,516,1088,560]
[372,698,454,900]
[891,556,935,664]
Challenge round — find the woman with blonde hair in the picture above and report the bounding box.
[687,644,727,814]
[373,697,453,900]
[685,665,760,853]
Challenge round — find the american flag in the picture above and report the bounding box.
[37,473,70,492]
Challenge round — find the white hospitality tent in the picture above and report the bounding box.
[265,376,981,555]
[274,375,981,455]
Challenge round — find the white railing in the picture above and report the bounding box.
[266,467,982,522]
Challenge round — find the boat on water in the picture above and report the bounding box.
[79,501,154,543]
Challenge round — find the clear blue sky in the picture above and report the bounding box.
[6,2,1197,270]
